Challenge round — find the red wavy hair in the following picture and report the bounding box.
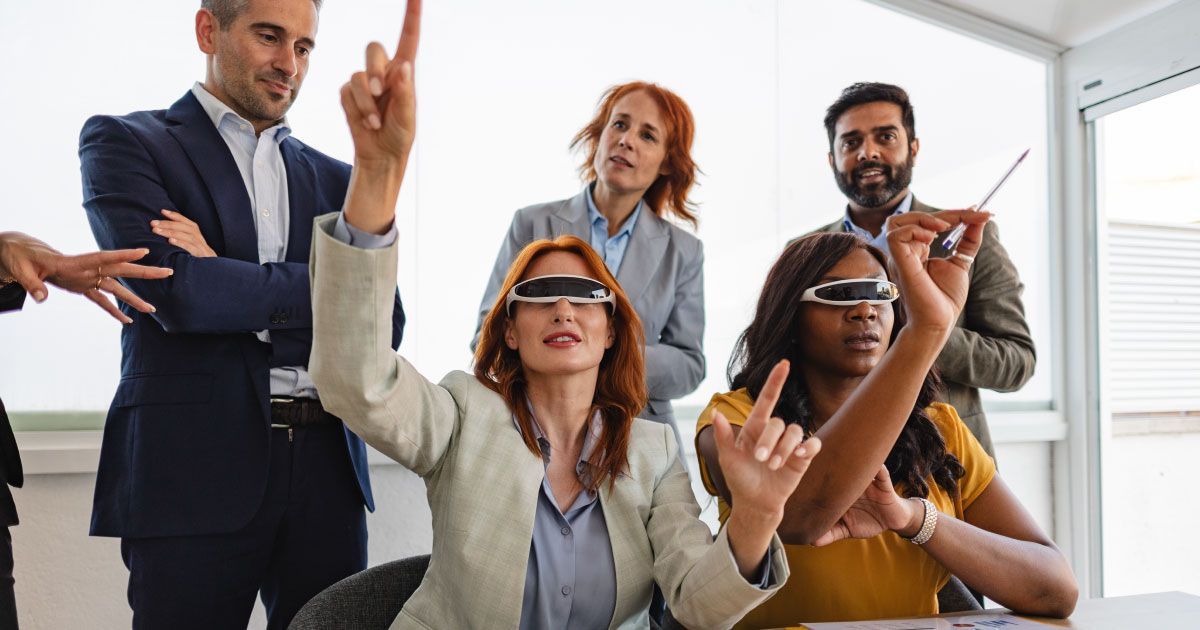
[473,236,648,492]
[570,81,700,228]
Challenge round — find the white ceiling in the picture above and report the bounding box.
[934,0,1183,47]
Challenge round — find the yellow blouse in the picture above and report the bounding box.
[695,390,996,628]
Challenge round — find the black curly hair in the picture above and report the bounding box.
[728,232,964,499]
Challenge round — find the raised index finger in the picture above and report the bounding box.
[741,359,789,445]
[393,0,422,65]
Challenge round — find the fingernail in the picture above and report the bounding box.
[148,305,157,313]
[401,61,412,81]
[151,221,159,226]
[795,446,807,457]
[769,455,782,470]
[368,114,381,130]
[33,290,46,302]
[369,77,383,96]
[755,447,768,462]
[167,269,174,276]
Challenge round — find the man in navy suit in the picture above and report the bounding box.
[78,1,405,627]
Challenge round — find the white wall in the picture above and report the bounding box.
[1102,431,1200,597]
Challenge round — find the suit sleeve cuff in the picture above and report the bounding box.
[333,212,398,249]
[724,538,776,590]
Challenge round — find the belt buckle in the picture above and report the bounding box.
[271,397,297,430]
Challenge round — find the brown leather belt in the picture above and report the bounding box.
[269,397,338,428]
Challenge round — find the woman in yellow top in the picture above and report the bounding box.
[696,231,1078,627]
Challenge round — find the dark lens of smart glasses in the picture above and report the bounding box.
[515,277,609,300]
[813,281,898,302]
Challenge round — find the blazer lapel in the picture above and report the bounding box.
[615,209,669,305]
[550,188,592,239]
[600,472,653,629]
[280,138,317,263]
[481,415,550,628]
[165,92,258,263]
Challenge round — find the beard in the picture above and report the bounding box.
[220,54,299,125]
[833,153,914,209]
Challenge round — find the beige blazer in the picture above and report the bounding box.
[308,215,788,629]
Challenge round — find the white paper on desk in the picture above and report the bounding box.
[803,613,1054,629]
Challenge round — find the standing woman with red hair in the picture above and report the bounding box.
[474,81,706,453]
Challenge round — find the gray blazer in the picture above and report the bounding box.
[308,215,788,629]
[473,189,706,427]
[812,197,1037,456]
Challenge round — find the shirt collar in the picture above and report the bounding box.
[842,190,914,237]
[514,404,606,468]
[585,184,642,240]
[191,82,292,142]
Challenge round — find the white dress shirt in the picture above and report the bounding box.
[190,82,312,398]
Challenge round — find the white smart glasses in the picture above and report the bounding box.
[505,275,615,315]
[799,278,900,306]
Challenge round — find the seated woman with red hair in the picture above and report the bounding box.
[305,4,821,627]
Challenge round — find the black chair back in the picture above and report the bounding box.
[289,554,430,630]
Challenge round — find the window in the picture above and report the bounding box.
[1094,81,1200,597]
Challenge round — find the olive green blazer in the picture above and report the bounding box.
[308,214,788,629]
[810,197,1037,456]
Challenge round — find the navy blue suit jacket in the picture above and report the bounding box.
[79,91,404,538]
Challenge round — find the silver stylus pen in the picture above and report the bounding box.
[938,148,1030,255]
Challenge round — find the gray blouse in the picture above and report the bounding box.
[519,410,617,630]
